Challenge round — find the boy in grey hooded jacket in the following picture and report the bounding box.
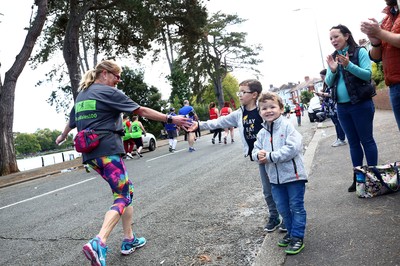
[252,91,307,255]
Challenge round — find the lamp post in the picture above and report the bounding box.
[293,8,325,69]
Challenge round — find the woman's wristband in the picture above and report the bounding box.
[371,42,382,47]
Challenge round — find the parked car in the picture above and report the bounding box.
[307,96,325,122]
[142,132,157,151]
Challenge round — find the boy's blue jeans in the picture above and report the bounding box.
[389,84,400,131]
[271,181,306,239]
[259,164,278,219]
[337,99,378,167]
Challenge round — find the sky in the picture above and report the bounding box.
[0,0,386,133]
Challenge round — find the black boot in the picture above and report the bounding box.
[348,173,356,192]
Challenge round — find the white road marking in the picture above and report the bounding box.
[2,147,189,210]
[146,148,186,162]
[0,177,97,210]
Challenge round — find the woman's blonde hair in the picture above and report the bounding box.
[79,60,122,91]
[258,91,284,110]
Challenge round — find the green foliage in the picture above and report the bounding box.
[14,129,73,156]
[34,128,58,151]
[33,0,207,114]
[15,133,41,155]
[118,66,168,135]
[221,74,240,109]
[200,73,240,109]
[194,12,263,107]
[167,63,192,102]
[371,61,385,89]
[300,91,313,104]
[191,103,209,121]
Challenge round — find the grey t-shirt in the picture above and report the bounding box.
[69,83,140,163]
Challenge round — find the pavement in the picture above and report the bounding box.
[254,109,400,266]
[2,110,400,265]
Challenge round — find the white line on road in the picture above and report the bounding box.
[0,177,97,210]
[2,147,190,210]
[146,148,186,162]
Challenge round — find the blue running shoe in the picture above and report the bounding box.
[82,237,107,266]
[188,147,196,152]
[121,235,147,255]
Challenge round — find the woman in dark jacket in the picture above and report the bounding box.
[325,24,378,192]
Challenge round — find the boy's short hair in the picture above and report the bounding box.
[239,79,262,95]
[258,91,284,110]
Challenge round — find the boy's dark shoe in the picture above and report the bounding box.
[285,237,304,255]
[278,233,291,247]
[264,217,281,232]
[279,221,287,232]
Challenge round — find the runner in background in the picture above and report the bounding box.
[220,101,234,144]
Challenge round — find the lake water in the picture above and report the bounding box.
[17,150,82,171]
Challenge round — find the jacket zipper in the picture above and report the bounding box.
[268,122,280,185]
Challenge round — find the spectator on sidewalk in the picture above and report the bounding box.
[317,69,347,147]
[361,0,400,130]
[300,102,304,116]
[284,103,291,118]
[325,24,378,192]
[200,79,286,233]
[220,101,234,144]
[294,102,302,126]
[252,91,307,255]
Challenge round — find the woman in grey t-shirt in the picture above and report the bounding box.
[56,60,192,266]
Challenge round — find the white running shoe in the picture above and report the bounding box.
[331,139,347,147]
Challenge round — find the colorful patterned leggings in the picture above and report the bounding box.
[87,155,134,215]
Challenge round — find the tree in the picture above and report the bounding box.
[300,90,313,105]
[118,66,167,134]
[201,73,239,108]
[197,12,263,108]
[34,128,58,151]
[14,129,73,155]
[34,0,207,113]
[167,62,191,103]
[14,133,41,155]
[371,61,385,89]
[32,0,159,113]
[152,1,208,103]
[0,0,48,175]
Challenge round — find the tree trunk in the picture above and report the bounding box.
[214,78,224,109]
[0,0,48,176]
[63,0,95,100]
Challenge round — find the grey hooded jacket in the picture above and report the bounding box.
[251,115,308,184]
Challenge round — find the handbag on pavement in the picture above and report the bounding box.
[354,162,400,198]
